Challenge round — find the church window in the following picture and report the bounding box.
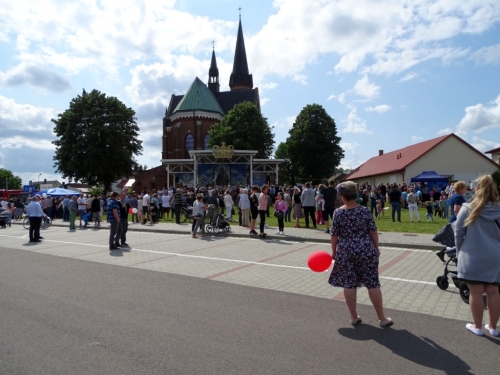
[185,134,194,158]
[204,134,211,150]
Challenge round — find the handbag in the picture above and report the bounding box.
[274,211,283,219]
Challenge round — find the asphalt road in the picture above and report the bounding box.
[0,245,498,375]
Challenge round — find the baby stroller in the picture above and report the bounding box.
[433,223,471,304]
[205,204,231,233]
[181,205,193,223]
[0,208,11,228]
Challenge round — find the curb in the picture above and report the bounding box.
[11,221,442,251]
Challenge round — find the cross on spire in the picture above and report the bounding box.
[212,40,215,49]
[238,6,242,19]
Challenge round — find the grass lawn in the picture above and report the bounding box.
[100,206,446,235]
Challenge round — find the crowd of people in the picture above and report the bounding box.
[3,174,499,333]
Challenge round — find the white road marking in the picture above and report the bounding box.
[0,233,440,286]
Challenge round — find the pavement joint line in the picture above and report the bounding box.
[0,233,444,286]
[205,243,318,280]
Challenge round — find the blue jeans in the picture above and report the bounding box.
[285,206,292,222]
[391,202,401,221]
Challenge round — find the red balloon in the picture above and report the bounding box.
[307,251,332,272]
[128,208,133,214]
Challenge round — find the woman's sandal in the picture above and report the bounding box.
[485,324,499,337]
[466,323,483,336]
[350,317,362,326]
[379,318,394,328]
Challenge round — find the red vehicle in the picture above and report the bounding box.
[0,189,30,203]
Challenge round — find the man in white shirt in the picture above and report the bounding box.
[77,193,87,226]
[26,195,48,243]
[0,198,8,209]
[142,191,151,225]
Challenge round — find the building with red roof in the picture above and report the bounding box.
[346,134,499,185]
[485,145,500,165]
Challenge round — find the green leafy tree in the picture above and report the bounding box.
[208,101,274,158]
[0,168,22,189]
[286,104,344,185]
[52,89,142,192]
[274,142,298,185]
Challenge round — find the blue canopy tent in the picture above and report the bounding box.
[411,171,448,199]
[31,187,80,197]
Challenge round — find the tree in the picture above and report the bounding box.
[208,101,274,158]
[52,89,143,192]
[274,142,298,185]
[0,168,22,190]
[286,104,344,185]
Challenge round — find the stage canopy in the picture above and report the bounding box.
[32,187,81,197]
[410,171,448,183]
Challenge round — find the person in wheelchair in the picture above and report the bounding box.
[455,174,500,337]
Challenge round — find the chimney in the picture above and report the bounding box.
[378,150,384,156]
[44,178,47,183]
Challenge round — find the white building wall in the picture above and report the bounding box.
[405,136,498,182]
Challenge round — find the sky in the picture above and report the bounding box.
[1,0,500,186]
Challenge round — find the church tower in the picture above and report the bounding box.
[229,17,253,91]
[208,47,220,94]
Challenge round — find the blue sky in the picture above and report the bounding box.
[1,0,500,185]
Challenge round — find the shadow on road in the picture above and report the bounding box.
[338,325,473,374]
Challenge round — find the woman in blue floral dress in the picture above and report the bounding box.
[328,181,393,328]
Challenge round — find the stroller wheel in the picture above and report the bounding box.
[459,283,470,304]
[213,227,220,234]
[205,225,211,233]
[225,226,231,232]
[436,276,449,290]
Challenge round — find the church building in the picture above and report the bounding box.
[133,17,261,192]
[162,17,260,160]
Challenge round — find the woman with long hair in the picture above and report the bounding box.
[455,175,500,337]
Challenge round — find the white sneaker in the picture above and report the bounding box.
[279,231,284,235]
[276,231,281,234]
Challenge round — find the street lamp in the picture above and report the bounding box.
[38,173,42,189]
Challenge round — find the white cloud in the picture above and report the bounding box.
[340,142,359,153]
[472,43,500,65]
[457,95,500,133]
[327,93,336,101]
[343,106,372,134]
[292,74,308,85]
[352,75,380,98]
[338,93,346,104]
[272,116,296,129]
[365,104,391,113]
[259,81,278,90]
[470,136,500,152]
[0,95,57,132]
[0,62,71,92]
[411,136,423,144]
[0,136,55,150]
[398,72,418,83]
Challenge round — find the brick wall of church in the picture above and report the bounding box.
[131,165,168,193]
[162,116,220,160]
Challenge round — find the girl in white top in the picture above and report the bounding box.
[224,190,234,221]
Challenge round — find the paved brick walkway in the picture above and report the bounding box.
[2,222,473,323]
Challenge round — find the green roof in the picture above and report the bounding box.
[173,77,225,115]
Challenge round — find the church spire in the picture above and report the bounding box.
[229,17,253,91]
[208,43,220,94]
